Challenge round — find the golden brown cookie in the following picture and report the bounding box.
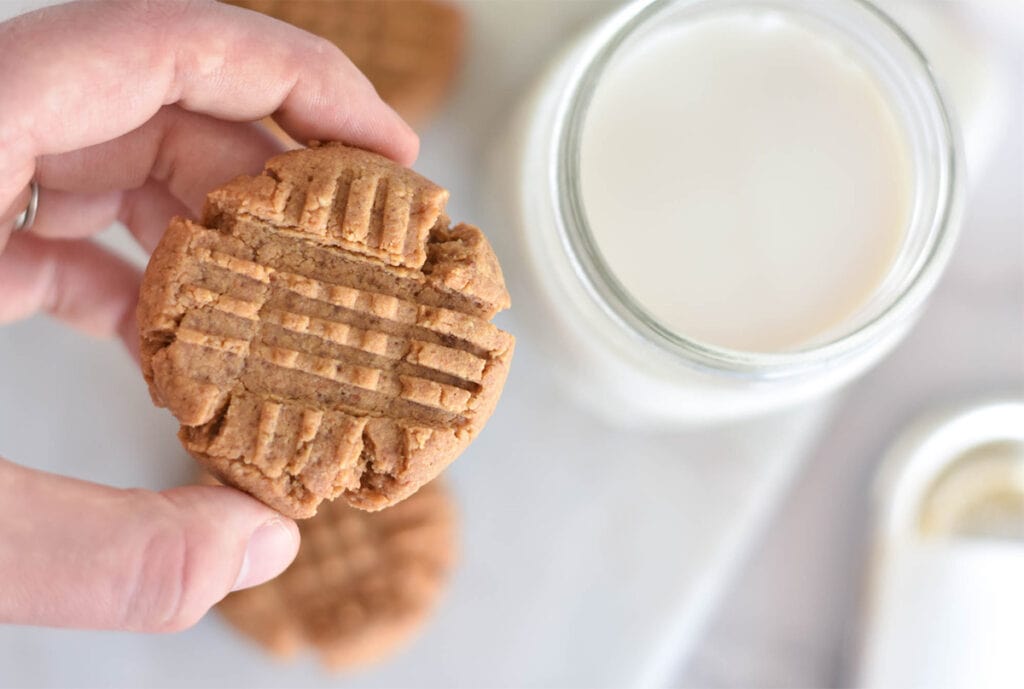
[138,142,513,518]
[218,479,456,670]
[229,0,465,126]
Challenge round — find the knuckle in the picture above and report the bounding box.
[131,0,195,25]
[119,493,204,633]
[307,35,339,59]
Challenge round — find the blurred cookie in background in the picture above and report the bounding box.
[229,0,465,129]
[217,479,457,670]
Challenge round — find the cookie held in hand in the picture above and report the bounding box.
[138,143,513,518]
[217,479,456,670]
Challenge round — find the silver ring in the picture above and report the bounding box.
[12,180,39,233]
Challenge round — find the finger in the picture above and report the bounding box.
[119,178,194,254]
[0,182,32,234]
[15,178,190,255]
[35,105,282,216]
[18,188,123,241]
[10,102,280,253]
[0,234,141,353]
[0,458,299,632]
[0,0,418,206]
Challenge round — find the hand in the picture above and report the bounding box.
[0,0,418,632]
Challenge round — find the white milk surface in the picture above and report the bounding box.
[580,11,913,352]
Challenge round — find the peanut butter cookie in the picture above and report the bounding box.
[228,0,464,125]
[138,143,513,518]
[218,479,456,669]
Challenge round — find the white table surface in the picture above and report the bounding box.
[0,2,1017,688]
[682,3,1024,686]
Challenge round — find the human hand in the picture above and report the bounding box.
[0,0,418,632]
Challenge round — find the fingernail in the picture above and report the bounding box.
[232,518,299,591]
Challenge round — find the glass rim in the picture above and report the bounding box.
[554,0,962,377]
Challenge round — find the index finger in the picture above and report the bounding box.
[0,0,419,206]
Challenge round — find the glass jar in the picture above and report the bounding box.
[492,0,963,427]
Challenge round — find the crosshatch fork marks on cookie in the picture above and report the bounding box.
[138,143,513,518]
[208,142,449,270]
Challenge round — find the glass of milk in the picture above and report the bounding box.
[495,0,963,426]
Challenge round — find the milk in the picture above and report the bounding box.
[494,0,959,426]
[580,11,914,352]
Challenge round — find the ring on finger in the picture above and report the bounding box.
[12,180,40,233]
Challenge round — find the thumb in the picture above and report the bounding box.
[0,457,299,632]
